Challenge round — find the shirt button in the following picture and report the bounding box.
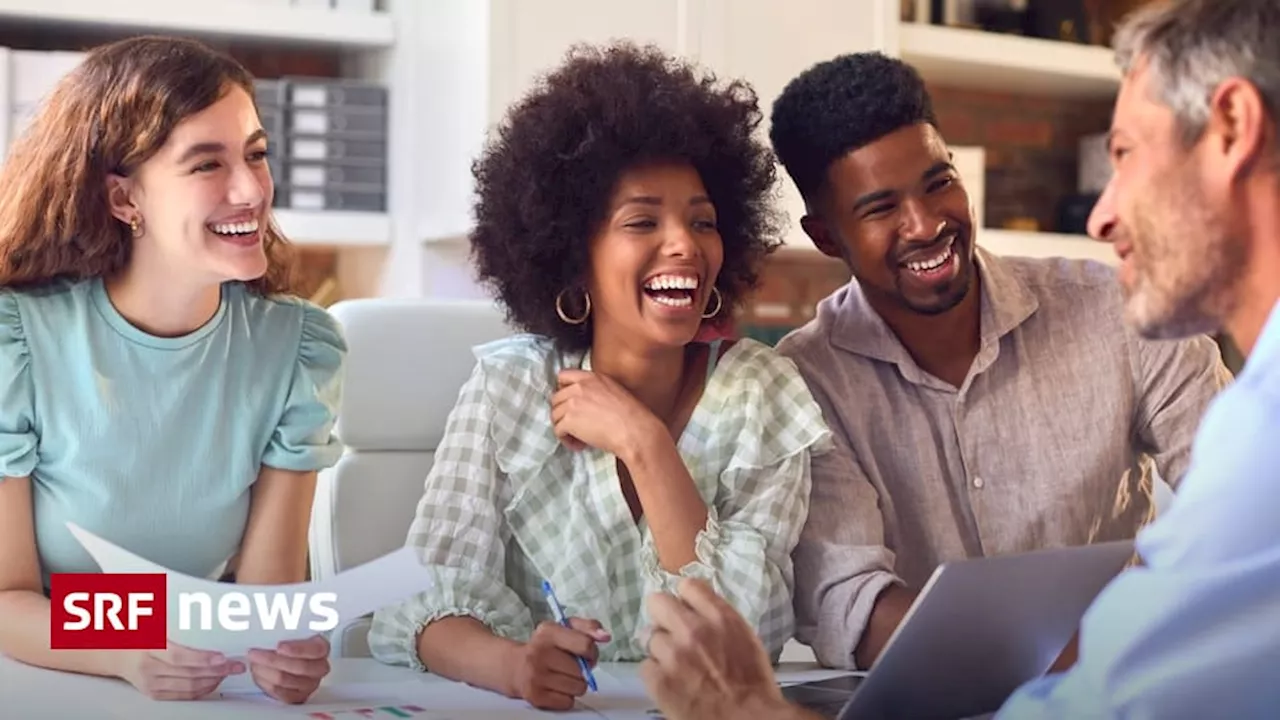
[973,477,985,489]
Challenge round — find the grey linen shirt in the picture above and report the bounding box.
[776,248,1232,669]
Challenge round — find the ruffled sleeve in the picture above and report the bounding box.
[0,291,38,480]
[261,302,347,472]
[368,335,554,671]
[638,340,833,659]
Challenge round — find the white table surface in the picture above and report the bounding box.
[0,654,852,719]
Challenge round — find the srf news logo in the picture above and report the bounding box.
[49,574,338,650]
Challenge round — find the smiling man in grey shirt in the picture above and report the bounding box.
[767,52,1232,670]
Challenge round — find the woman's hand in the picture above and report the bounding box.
[246,634,331,704]
[118,642,246,700]
[550,369,665,460]
[503,617,611,711]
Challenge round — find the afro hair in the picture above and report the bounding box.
[769,52,938,203]
[468,41,781,352]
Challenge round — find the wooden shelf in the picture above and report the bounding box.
[899,23,1120,98]
[977,228,1117,266]
[275,209,391,247]
[0,0,395,48]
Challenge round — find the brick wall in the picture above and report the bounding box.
[928,83,1114,233]
[735,249,850,334]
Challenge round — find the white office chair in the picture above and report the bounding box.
[309,297,515,657]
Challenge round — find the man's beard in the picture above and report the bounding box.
[1123,173,1243,340]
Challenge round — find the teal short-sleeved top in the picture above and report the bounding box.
[0,277,346,585]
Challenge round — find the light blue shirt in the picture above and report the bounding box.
[998,298,1280,719]
[0,278,346,586]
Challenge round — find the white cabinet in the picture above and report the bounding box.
[402,0,1125,296]
[0,0,1121,297]
[691,0,895,250]
[0,48,88,151]
[414,0,895,259]
[412,0,686,248]
[694,0,888,107]
[487,0,684,124]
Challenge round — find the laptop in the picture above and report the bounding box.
[780,540,1135,720]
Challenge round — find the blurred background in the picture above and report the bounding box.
[0,0,1243,370]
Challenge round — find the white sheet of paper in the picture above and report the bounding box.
[574,668,658,719]
[65,522,434,656]
[255,677,564,719]
[215,681,433,712]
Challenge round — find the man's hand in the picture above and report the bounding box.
[640,579,816,720]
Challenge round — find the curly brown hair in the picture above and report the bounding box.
[0,35,294,293]
[469,42,782,352]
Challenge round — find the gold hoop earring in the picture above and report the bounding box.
[701,286,723,319]
[555,287,590,325]
[128,216,143,237]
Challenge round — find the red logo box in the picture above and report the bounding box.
[49,573,167,650]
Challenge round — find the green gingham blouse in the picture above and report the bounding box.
[368,333,833,669]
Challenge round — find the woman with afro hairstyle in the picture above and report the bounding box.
[368,42,833,709]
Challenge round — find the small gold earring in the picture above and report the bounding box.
[128,217,142,236]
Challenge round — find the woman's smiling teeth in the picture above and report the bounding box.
[209,218,259,236]
[643,273,699,308]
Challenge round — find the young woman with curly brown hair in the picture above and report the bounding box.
[369,42,833,710]
[0,37,344,703]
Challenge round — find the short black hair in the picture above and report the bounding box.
[469,41,781,352]
[769,52,937,202]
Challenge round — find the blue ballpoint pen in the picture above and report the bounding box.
[541,579,598,693]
